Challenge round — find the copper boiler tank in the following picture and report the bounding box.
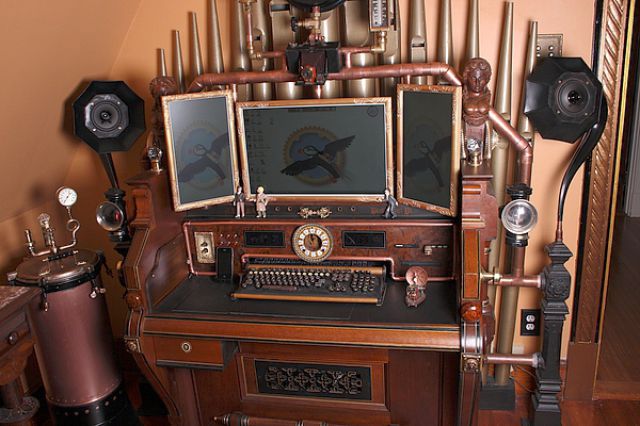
[11,249,139,425]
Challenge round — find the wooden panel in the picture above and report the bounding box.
[462,229,480,300]
[185,219,454,280]
[154,336,231,369]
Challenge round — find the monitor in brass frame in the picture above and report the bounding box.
[162,91,239,211]
[396,84,462,216]
[237,97,394,202]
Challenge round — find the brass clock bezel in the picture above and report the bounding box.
[292,224,334,263]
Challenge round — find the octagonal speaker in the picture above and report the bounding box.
[524,57,603,143]
[73,81,145,154]
[288,0,345,11]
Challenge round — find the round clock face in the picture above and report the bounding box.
[56,187,78,207]
[292,224,333,263]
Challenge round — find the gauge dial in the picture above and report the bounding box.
[56,187,78,207]
[369,0,390,31]
[292,224,333,263]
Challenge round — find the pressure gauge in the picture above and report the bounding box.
[56,187,78,208]
[292,224,333,263]
[369,0,390,31]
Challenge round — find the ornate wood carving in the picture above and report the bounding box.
[257,361,370,399]
[575,0,630,343]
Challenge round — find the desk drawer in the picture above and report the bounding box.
[0,311,29,357]
[154,336,235,370]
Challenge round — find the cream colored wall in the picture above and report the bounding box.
[0,1,142,284]
[2,0,595,356]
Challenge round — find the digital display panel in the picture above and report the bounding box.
[397,85,461,216]
[244,231,286,248]
[342,231,386,248]
[238,98,393,200]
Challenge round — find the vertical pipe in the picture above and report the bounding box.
[271,0,303,100]
[190,12,205,80]
[517,21,538,140]
[409,0,428,85]
[494,20,538,387]
[464,0,480,64]
[232,0,252,100]
[320,9,342,98]
[342,0,377,97]
[159,48,168,77]
[208,0,225,73]
[487,1,513,314]
[251,0,274,100]
[437,0,454,67]
[173,30,185,93]
[380,0,401,96]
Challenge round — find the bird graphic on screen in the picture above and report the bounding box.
[280,135,355,180]
[405,136,448,187]
[178,133,228,183]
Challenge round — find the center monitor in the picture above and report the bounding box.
[237,98,393,201]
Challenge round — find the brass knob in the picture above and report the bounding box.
[7,331,18,345]
[181,342,192,353]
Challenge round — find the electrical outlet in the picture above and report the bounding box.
[537,34,563,59]
[520,309,541,336]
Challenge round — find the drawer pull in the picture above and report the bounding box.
[7,332,18,345]
[180,342,192,353]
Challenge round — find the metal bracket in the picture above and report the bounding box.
[537,34,563,59]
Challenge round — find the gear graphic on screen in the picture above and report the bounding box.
[281,126,354,186]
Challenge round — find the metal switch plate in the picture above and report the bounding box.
[537,34,563,58]
[194,232,215,264]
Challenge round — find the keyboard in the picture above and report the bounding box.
[231,264,387,305]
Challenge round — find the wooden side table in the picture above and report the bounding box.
[0,286,40,426]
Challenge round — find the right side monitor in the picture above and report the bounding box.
[397,84,462,216]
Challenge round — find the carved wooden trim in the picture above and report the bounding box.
[575,0,631,343]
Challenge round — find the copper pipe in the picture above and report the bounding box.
[242,1,255,57]
[189,62,463,92]
[497,274,542,289]
[489,108,532,185]
[485,352,542,368]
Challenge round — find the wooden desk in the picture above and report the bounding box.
[0,286,39,426]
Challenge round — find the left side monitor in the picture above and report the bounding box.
[162,91,239,211]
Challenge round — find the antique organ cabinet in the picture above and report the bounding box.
[112,0,578,425]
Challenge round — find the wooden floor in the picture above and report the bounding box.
[596,214,640,397]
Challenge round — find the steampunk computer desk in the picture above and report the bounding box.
[91,0,601,424]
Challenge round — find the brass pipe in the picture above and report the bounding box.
[517,21,538,141]
[409,0,428,84]
[320,8,341,98]
[232,0,252,100]
[437,0,454,67]
[487,2,513,309]
[190,12,205,79]
[271,0,303,100]
[495,246,526,385]
[208,0,225,73]
[485,352,542,368]
[380,0,400,96]
[173,30,185,93]
[464,0,480,64]
[342,0,377,97]
[158,48,168,77]
[249,0,273,100]
[494,20,537,386]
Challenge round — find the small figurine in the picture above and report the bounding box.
[404,266,428,308]
[233,186,245,218]
[382,188,398,219]
[462,58,493,164]
[255,186,269,218]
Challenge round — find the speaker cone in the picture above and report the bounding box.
[524,57,602,143]
[73,81,145,154]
